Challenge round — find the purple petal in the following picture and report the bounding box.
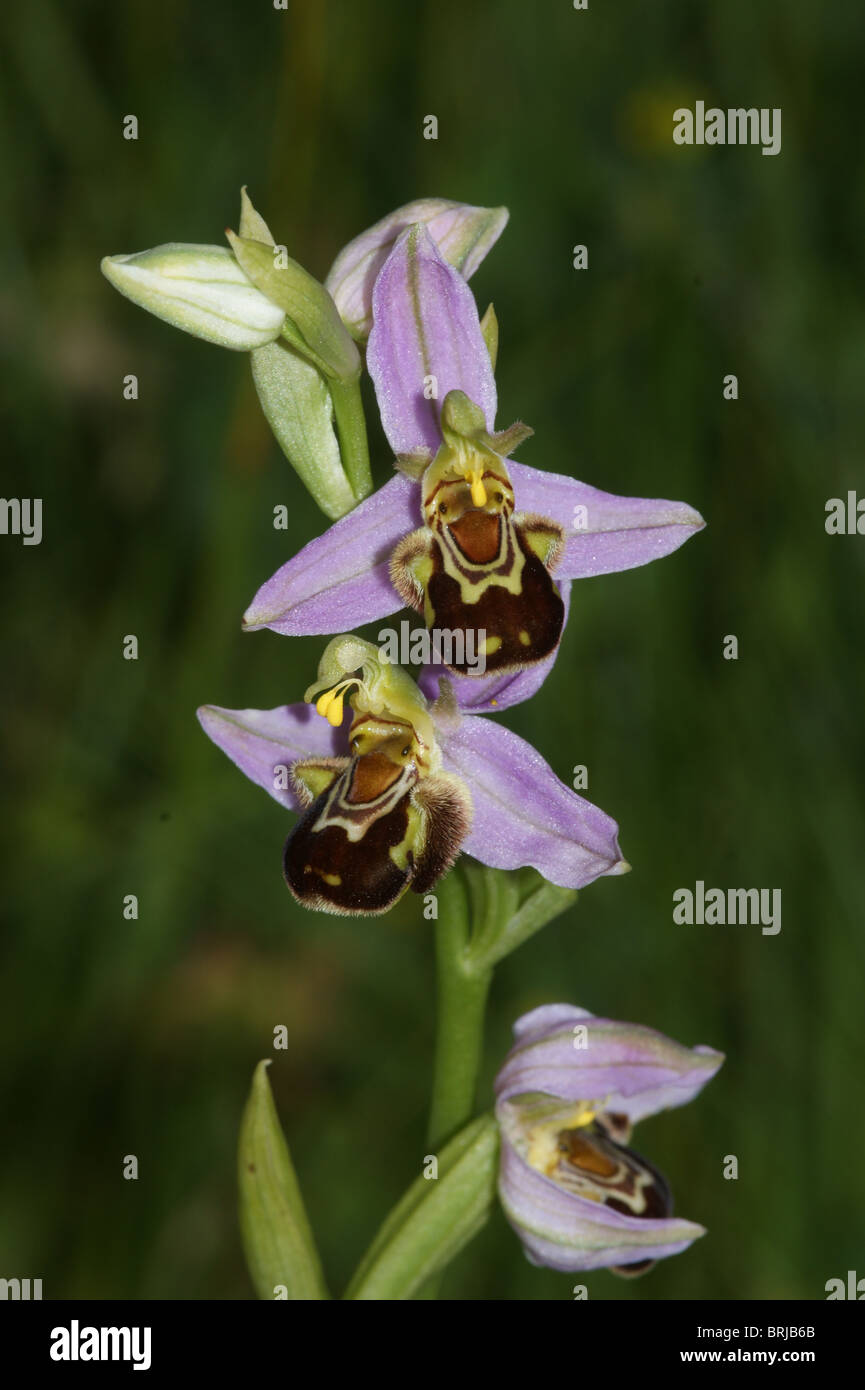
[197,703,346,809]
[495,1004,724,1125]
[325,199,508,340]
[419,582,571,713]
[367,224,497,456]
[440,717,627,889]
[510,461,705,579]
[499,1141,705,1273]
[243,473,417,635]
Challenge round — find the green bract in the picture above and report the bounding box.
[238,1061,328,1301]
[227,232,361,384]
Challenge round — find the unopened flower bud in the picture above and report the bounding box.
[101,243,285,350]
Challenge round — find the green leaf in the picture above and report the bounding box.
[238,1060,329,1301]
[344,1114,499,1300]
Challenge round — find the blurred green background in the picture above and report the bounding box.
[2,0,863,1301]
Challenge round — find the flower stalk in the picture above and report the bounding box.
[427,865,580,1146]
[427,870,494,1149]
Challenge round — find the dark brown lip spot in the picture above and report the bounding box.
[447,509,501,564]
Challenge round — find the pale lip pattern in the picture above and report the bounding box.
[243,226,704,711]
[196,703,629,893]
[495,1004,724,1273]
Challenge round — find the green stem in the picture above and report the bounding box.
[426,871,493,1151]
[418,872,493,1300]
[329,375,373,503]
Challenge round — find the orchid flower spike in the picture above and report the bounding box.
[198,640,629,916]
[243,224,705,712]
[495,1004,724,1276]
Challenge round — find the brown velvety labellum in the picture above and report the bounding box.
[427,522,565,674]
[284,775,414,915]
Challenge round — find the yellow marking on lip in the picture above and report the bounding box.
[518,630,531,646]
[306,866,342,887]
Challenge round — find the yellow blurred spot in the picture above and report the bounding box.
[568,1100,600,1129]
[620,85,700,156]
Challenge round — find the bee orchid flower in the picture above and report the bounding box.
[243,225,704,710]
[197,638,628,916]
[495,1004,724,1275]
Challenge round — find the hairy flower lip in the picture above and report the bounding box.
[197,696,626,893]
[493,1004,724,1273]
[417,581,572,715]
